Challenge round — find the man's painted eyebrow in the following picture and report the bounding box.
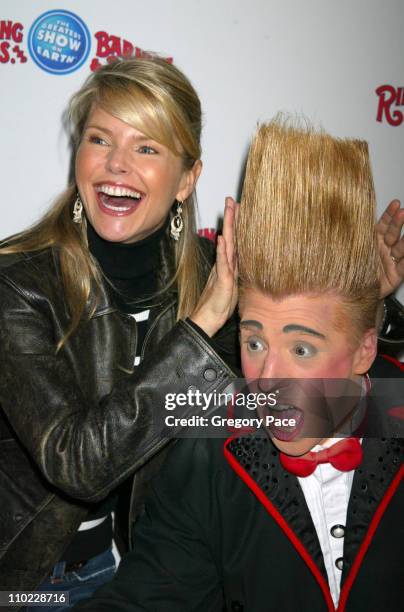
[283,324,325,338]
[240,320,263,330]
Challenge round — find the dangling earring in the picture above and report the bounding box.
[170,200,183,241]
[72,194,83,224]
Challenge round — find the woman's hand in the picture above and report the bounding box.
[377,199,404,297]
[191,197,239,337]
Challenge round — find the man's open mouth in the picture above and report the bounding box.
[264,403,304,441]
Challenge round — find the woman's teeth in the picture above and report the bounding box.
[102,202,132,212]
[96,186,144,213]
[95,185,142,198]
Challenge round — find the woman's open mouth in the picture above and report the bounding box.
[95,183,144,216]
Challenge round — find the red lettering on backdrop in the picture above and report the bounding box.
[0,40,10,63]
[94,31,129,57]
[198,228,218,243]
[0,20,27,63]
[90,30,173,72]
[376,85,404,126]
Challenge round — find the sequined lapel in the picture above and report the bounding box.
[341,437,403,584]
[225,435,328,583]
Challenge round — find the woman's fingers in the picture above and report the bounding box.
[222,196,239,273]
[222,197,235,270]
[215,235,237,303]
[189,196,240,337]
[216,235,232,280]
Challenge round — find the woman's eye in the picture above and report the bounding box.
[293,343,317,358]
[246,337,265,353]
[138,145,157,154]
[89,135,107,145]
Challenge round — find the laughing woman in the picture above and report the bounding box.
[0,57,402,610]
[0,57,239,608]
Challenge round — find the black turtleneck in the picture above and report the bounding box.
[87,218,169,310]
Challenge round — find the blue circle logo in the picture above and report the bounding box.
[28,10,91,75]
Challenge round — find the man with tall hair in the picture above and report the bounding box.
[75,120,403,612]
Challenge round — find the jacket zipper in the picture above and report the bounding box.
[127,298,176,545]
[140,299,176,360]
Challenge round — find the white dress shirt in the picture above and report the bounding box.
[298,438,356,608]
[297,376,368,607]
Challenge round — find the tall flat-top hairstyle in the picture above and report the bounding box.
[237,118,381,337]
[1,57,205,349]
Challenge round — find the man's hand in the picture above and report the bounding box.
[377,199,404,297]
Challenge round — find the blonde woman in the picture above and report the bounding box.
[0,57,238,606]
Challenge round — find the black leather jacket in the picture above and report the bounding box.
[0,237,237,591]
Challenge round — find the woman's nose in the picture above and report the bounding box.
[105,145,132,174]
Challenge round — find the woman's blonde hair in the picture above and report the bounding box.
[237,118,381,340]
[1,57,205,348]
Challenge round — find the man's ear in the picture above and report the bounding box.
[353,328,378,375]
[176,160,202,201]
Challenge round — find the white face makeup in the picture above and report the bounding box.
[239,289,377,456]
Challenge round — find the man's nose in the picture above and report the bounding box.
[257,353,286,390]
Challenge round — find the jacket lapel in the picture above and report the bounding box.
[341,437,403,584]
[225,435,328,583]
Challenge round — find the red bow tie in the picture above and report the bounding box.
[279,438,363,477]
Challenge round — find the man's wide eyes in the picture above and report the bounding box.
[245,337,265,352]
[293,343,317,358]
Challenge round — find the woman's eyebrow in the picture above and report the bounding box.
[282,324,325,339]
[84,124,157,144]
[85,124,113,134]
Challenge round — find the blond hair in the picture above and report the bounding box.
[237,118,381,339]
[1,57,205,348]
